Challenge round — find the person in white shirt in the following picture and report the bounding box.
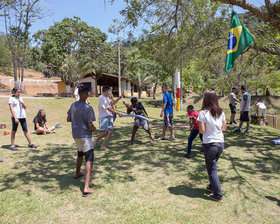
[198,90,227,202]
[234,85,251,134]
[8,88,37,151]
[228,86,240,124]
[93,85,123,150]
[255,102,267,126]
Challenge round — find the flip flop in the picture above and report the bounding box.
[82,189,94,197]
[158,137,166,140]
[73,172,84,179]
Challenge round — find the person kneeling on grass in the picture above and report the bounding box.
[67,85,97,197]
[123,97,154,145]
[185,105,203,159]
[33,109,55,134]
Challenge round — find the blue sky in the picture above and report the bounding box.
[30,0,127,42]
[0,0,274,42]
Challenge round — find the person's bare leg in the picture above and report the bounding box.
[145,129,154,140]
[23,131,32,144]
[101,130,112,150]
[11,131,16,146]
[168,127,175,140]
[84,161,93,192]
[230,113,234,123]
[75,156,84,178]
[130,127,139,145]
[159,126,167,139]
[93,131,107,147]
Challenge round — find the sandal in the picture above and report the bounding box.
[28,144,37,148]
[82,189,94,197]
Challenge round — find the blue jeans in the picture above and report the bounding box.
[203,142,224,200]
[187,129,203,154]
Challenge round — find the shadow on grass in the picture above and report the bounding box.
[168,185,211,201]
[265,196,280,207]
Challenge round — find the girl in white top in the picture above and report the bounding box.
[198,90,227,202]
[8,88,37,151]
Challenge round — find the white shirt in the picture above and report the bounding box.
[256,102,266,110]
[74,88,80,101]
[229,92,236,105]
[8,96,26,119]
[240,91,251,111]
[98,95,112,119]
[197,110,225,144]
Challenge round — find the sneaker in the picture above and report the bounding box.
[209,193,222,202]
[229,122,233,124]
[28,144,37,148]
[243,130,249,135]
[233,129,240,133]
[233,121,237,124]
[10,145,18,151]
[184,153,192,159]
[206,185,213,193]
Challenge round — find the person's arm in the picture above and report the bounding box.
[234,97,240,103]
[107,107,123,117]
[35,122,41,130]
[45,122,49,130]
[199,122,205,134]
[67,115,71,122]
[19,98,26,109]
[160,102,167,117]
[222,120,227,131]
[88,122,96,132]
[190,118,195,130]
[122,101,135,113]
[111,96,123,106]
[9,104,19,123]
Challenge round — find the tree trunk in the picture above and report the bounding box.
[138,88,142,99]
[266,87,270,96]
[172,69,176,100]
[153,83,158,99]
[131,85,134,97]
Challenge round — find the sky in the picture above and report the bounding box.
[0,0,276,42]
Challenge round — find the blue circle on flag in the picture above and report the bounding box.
[227,32,237,50]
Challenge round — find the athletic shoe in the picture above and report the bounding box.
[10,145,18,151]
[229,122,233,124]
[28,144,37,148]
[206,185,213,193]
[233,129,240,133]
[184,153,192,159]
[233,121,237,124]
[243,131,249,135]
[209,193,222,202]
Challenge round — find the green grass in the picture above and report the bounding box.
[0,97,280,224]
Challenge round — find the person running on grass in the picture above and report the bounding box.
[33,109,56,134]
[8,87,37,151]
[234,85,251,135]
[159,85,175,140]
[93,85,123,150]
[67,85,97,197]
[198,90,227,202]
[185,105,203,159]
[123,97,154,145]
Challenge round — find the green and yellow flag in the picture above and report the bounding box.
[225,11,254,73]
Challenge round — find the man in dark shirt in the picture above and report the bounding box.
[123,97,154,145]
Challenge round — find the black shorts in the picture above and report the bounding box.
[12,117,28,132]
[229,104,236,114]
[77,149,94,162]
[162,114,173,127]
[240,111,250,122]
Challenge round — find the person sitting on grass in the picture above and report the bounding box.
[123,97,154,145]
[185,105,203,159]
[33,109,55,134]
[67,85,97,197]
[8,87,37,151]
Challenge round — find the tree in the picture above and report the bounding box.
[0,34,12,75]
[2,0,43,88]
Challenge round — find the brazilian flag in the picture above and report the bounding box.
[225,11,254,73]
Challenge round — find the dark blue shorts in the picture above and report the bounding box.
[240,111,250,122]
[229,104,236,114]
[12,117,28,132]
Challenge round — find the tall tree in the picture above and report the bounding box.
[2,0,42,88]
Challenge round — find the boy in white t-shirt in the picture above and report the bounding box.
[8,88,37,151]
[93,85,123,150]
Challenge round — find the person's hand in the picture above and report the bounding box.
[119,96,123,100]
[14,118,19,124]
[160,111,163,117]
[92,126,97,132]
[118,113,123,117]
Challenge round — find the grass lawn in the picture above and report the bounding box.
[0,96,280,224]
